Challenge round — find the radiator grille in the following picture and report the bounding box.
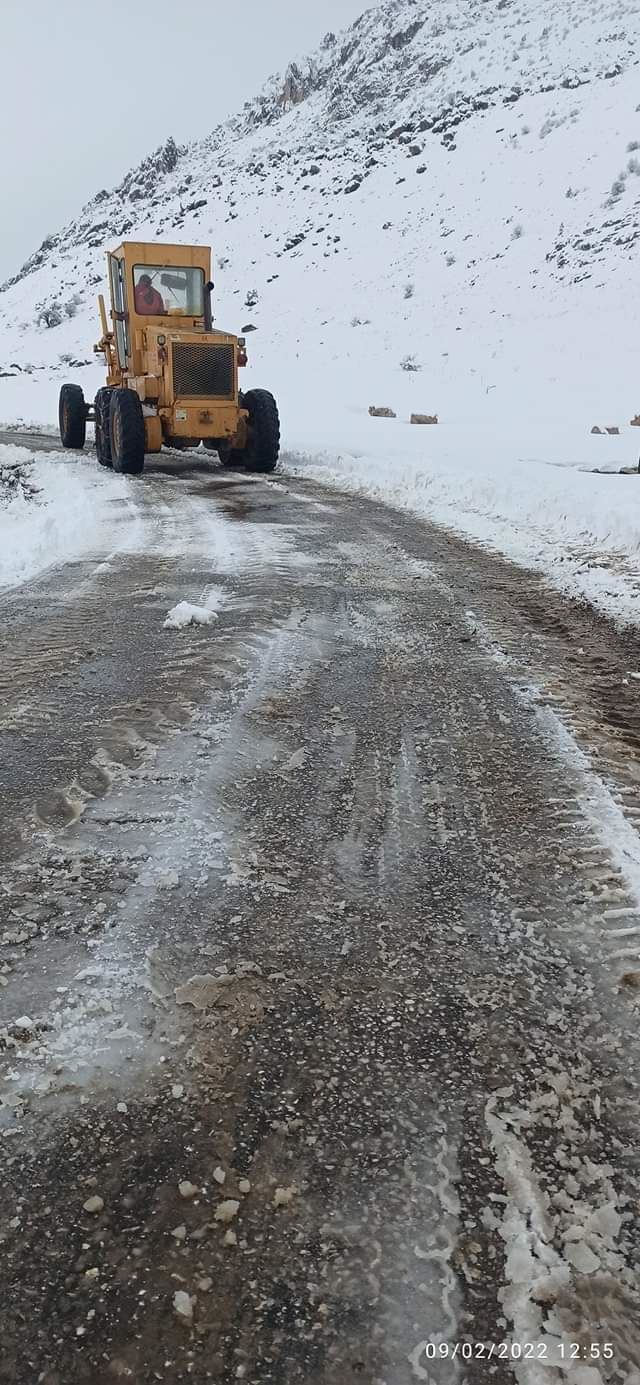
[172,342,234,398]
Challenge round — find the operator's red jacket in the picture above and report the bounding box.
[135,284,164,314]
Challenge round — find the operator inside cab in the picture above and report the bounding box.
[134,273,165,315]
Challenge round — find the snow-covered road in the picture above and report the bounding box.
[1,439,640,1384]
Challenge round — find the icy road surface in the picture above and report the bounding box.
[1,437,640,1384]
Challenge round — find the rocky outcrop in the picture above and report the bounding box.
[278,62,317,112]
[115,136,186,203]
[1,234,60,292]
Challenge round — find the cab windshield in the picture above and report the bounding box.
[133,264,205,316]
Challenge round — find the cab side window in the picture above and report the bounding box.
[109,257,130,366]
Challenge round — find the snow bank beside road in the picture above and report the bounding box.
[0,443,131,590]
[283,397,640,628]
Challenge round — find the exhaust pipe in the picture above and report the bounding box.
[204,280,214,331]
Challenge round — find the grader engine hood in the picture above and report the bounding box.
[170,335,236,400]
[140,327,246,443]
[145,329,238,402]
[171,339,236,401]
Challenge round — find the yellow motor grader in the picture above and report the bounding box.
[58,240,280,474]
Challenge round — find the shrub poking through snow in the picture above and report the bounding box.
[35,293,82,329]
[36,301,64,329]
[400,354,421,372]
[0,458,40,506]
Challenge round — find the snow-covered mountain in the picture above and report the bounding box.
[1,0,640,620]
[3,0,639,377]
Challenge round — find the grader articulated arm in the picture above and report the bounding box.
[94,294,115,373]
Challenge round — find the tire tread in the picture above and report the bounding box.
[110,388,145,475]
[242,389,280,473]
[59,384,86,449]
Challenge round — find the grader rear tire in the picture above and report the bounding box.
[59,384,87,450]
[94,387,114,467]
[109,388,145,475]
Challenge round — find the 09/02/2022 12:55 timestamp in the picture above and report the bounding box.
[422,1342,615,1363]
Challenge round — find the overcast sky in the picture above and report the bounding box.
[1,0,368,282]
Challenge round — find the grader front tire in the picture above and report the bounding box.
[241,389,280,473]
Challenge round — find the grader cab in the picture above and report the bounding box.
[58,241,280,474]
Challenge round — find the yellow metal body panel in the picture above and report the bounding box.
[98,294,109,338]
[161,405,248,442]
[144,416,163,453]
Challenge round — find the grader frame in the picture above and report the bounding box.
[58,240,280,475]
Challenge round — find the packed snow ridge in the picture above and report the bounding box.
[1,0,639,619]
[0,443,133,591]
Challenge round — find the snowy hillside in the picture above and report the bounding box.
[1,0,640,619]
